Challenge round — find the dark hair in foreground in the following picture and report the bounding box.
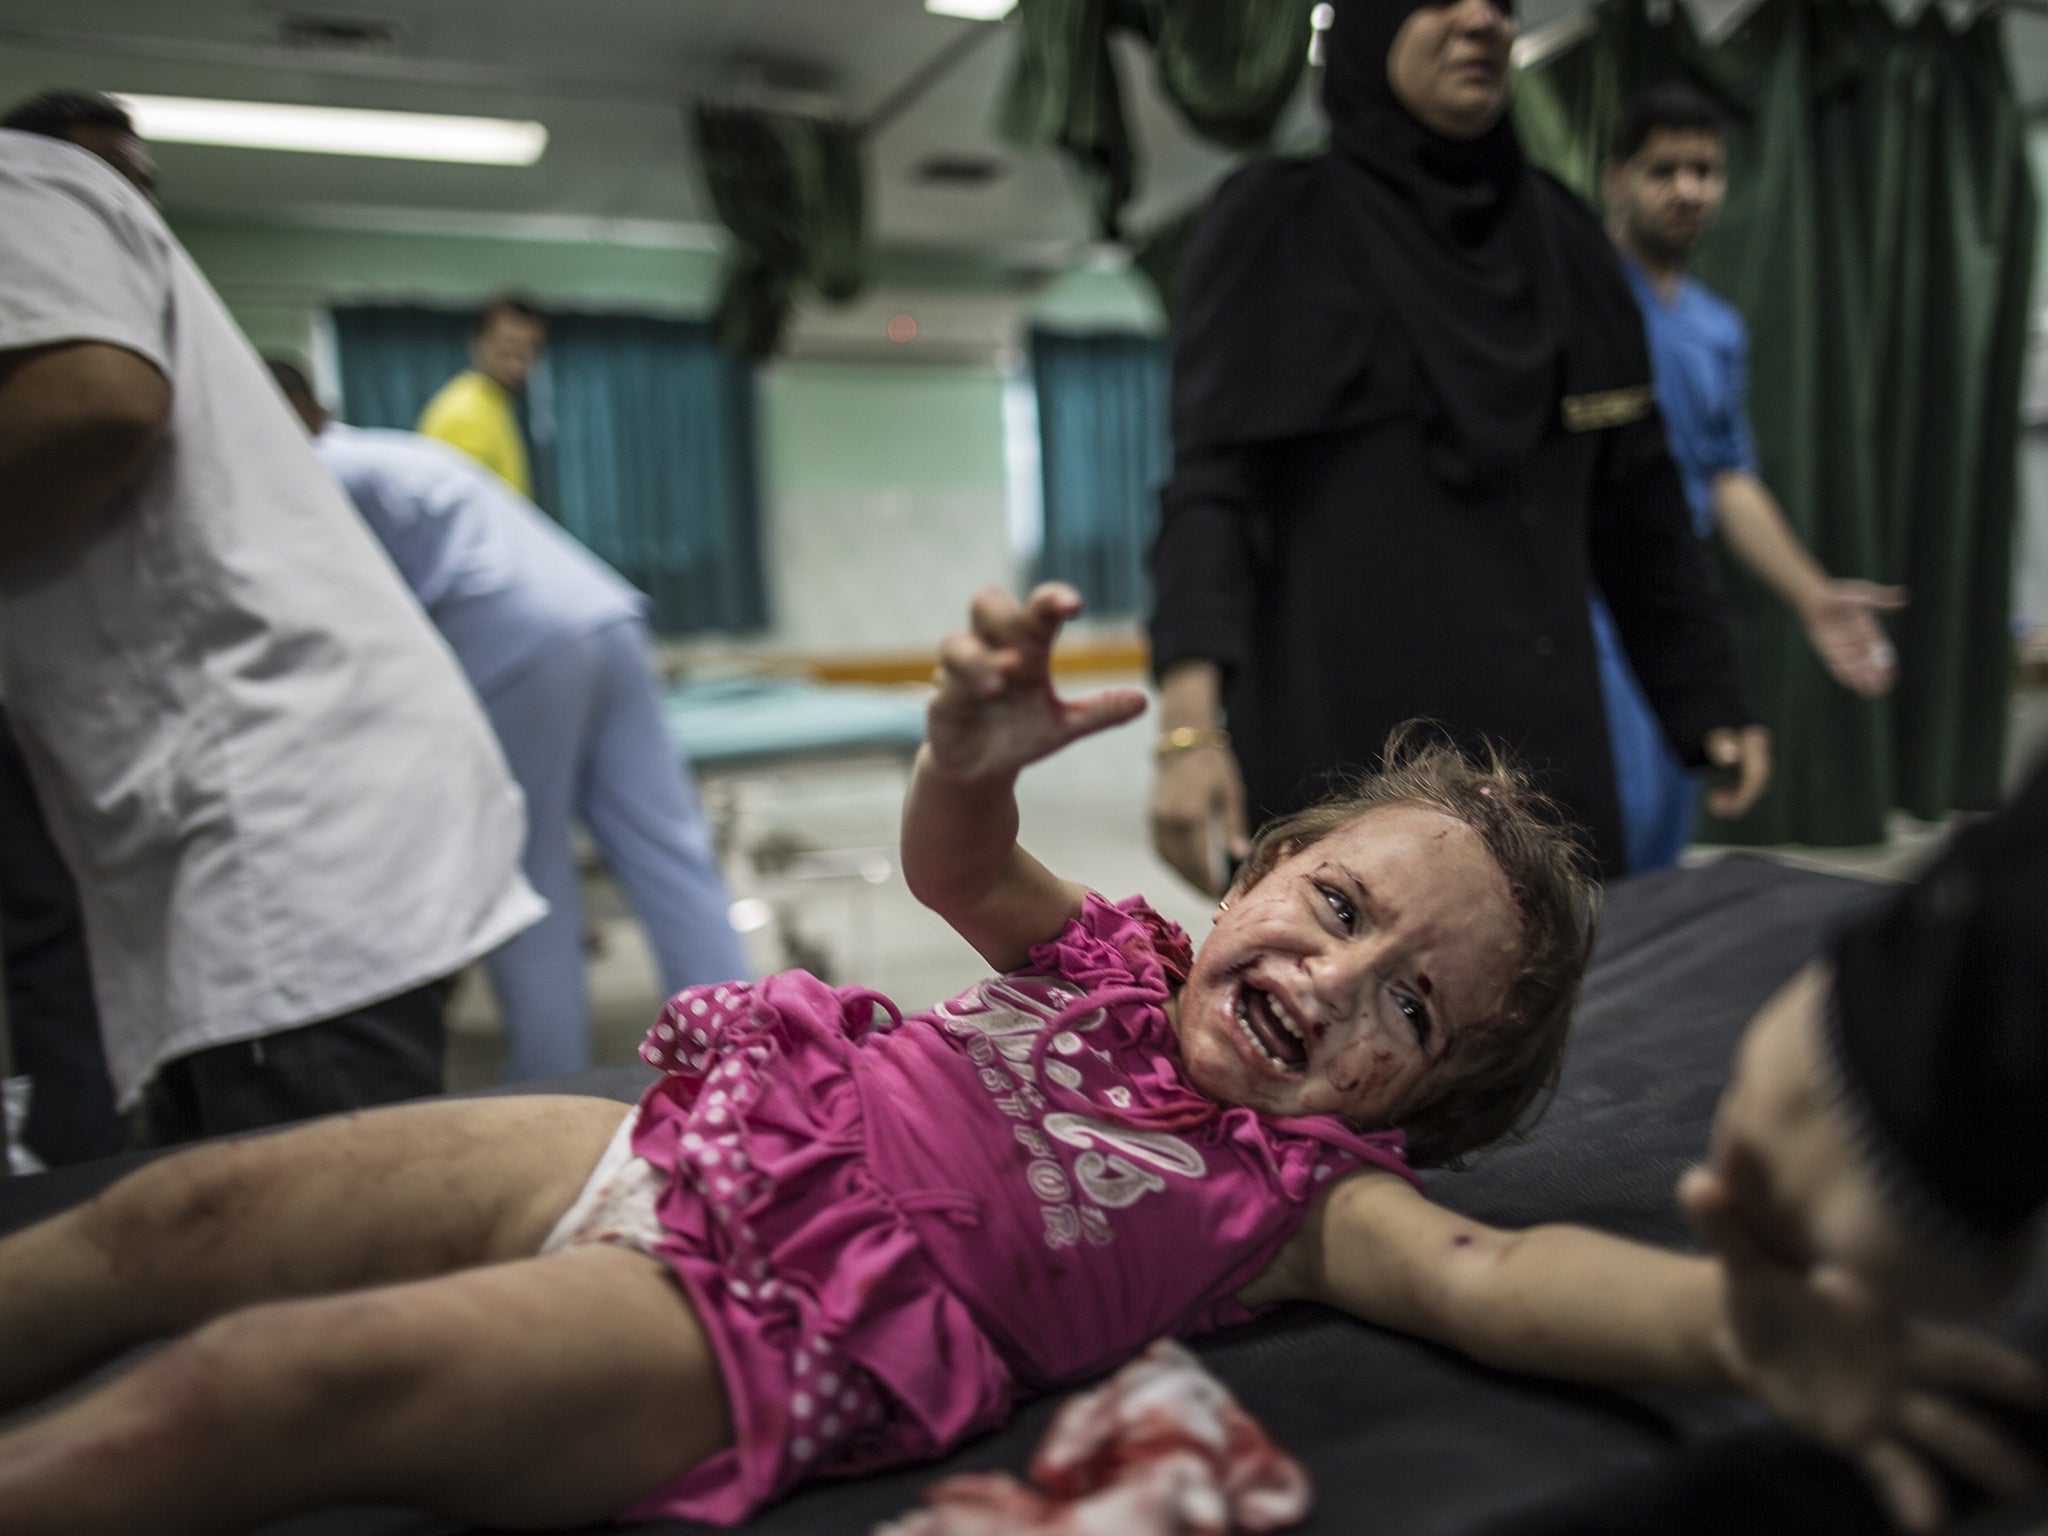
[475,292,545,335]
[1235,726,1601,1169]
[1,89,134,139]
[264,357,315,403]
[1610,81,1728,164]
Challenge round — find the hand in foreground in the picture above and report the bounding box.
[1802,580,1908,699]
[1705,965,2036,1315]
[1150,745,1247,898]
[926,583,1147,786]
[1682,1166,2044,1533]
[1702,723,1772,819]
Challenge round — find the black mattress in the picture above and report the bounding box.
[3,857,2043,1536]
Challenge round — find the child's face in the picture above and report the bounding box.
[1171,803,1522,1128]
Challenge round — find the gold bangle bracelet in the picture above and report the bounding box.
[1154,726,1232,758]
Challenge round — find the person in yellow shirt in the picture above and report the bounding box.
[417,294,544,497]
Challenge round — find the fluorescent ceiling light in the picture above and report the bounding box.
[925,0,1017,18]
[111,94,547,166]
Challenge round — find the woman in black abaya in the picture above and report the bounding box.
[1148,0,1768,887]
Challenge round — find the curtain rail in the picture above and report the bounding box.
[0,20,994,127]
[863,22,1010,135]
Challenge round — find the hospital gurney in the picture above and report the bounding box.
[664,674,929,981]
[663,675,929,776]
[1,857,2043,1535]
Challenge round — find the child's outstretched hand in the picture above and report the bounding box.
[926,583,1148,785]
[1682,1167,2046,1533]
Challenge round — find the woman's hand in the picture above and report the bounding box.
[1800,580,1908,699]
[1683,1165,2046,1533]
[1147,660,1248,896]
[1702,724,1772,819]
[1150,746,1247,898]
[925,583,1147,788]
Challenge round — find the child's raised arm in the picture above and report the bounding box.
[903,583,1147,972]
[1251,1171,2044,1534]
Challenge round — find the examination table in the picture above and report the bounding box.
[3,856,2043,1535]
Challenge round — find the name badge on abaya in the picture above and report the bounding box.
[1560,386,1654,432]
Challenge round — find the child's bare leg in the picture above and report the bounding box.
[0,1243,731,1536]
[0,1093,629,1408]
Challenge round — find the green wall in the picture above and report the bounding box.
[166,215,1033,646]
[169,214,1007,511]
[170,215,725,356]
[754,362,1013,652]
[163,215,1169,645]
[1027,267,1164,335]
[761,364,1007,497]
[2033,124,2048,296]
[164,217,1161,511]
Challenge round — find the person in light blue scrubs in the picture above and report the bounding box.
[1597,84,1905,871]
[271,361,750,1080]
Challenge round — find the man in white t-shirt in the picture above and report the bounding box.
[0,93,544,1142]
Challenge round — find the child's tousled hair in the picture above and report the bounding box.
[1230,724,1600,1169]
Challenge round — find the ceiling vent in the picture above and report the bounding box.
[273,12,404,53]
[914,154,1008,187]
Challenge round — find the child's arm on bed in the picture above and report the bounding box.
[1246,1170,1737,1388]
[903,583,1147,972]
[1248,1170,2044,1532]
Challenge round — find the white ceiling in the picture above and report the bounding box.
[0,0,2041,267]
[0,0,1245,261]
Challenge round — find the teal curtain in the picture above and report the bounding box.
[1032,329,1170,616]
[331,306,472,434]
[997,0,1314,238]
[694,104,866,360]
[1517,0,2036,841]
[331,306,766,636]
[545,314,766,634]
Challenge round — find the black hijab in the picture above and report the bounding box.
[1171,0,1648,484]
[1323,0,1559,478]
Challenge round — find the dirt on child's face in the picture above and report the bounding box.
[1169,804,1521,1128]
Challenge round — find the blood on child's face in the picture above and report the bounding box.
[1170,804,1522,1127]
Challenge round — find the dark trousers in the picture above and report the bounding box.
[0,708,126,1167]
[135,977,456,1147]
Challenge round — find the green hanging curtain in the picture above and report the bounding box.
[996,0,1314,239]
[1152,0,1319,150]
[1516,0,2035,843]
[693,104,867,359]
[1031,329,1172,616]
[996,0,1138,239]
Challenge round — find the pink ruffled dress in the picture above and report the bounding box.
[625,894,1418,1524]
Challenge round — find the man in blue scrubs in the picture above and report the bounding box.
[1597,83,1905,871]
[271,362,750,1081]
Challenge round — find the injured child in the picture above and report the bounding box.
[0,584,2038,1536]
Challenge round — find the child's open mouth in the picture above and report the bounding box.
[1234,984,1308,1074]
